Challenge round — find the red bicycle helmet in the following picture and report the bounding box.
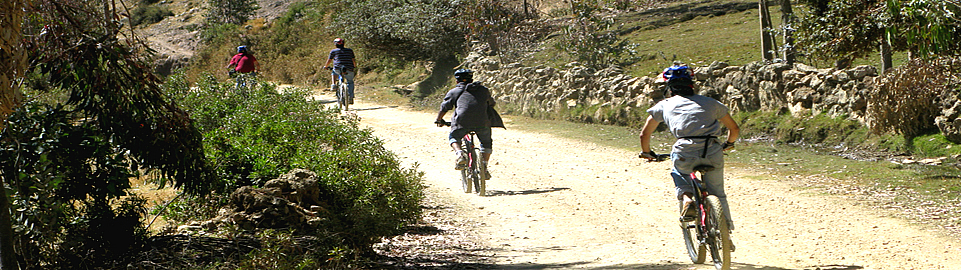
[334,38,345,46]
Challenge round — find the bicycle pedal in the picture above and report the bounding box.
[679,216,695,222]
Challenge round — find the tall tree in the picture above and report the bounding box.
[780,0,796,64]
[759,0,776,62]
[0,1,25,268]
[2,0,212,266]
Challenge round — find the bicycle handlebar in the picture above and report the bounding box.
[435,120,451,127]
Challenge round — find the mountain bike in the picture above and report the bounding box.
[437,120,486,196]
[643,152,732,270]
[327,66,352,111]
[233,71,257,96]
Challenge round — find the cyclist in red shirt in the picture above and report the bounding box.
[226,45,260,75]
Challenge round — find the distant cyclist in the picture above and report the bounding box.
[226,45,260,77]
[639,63,740,230]
[435,69,503,180]
[322,38,356,104]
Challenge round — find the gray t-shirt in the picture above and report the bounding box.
[647,94,729,155]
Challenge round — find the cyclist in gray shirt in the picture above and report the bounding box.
[639,64,740,230]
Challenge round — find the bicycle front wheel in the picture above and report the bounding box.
[338,84,349,111]
[680,201,706,264]
[705,195,731,270]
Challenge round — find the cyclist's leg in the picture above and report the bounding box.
[449,128,469,169]
[670,152,697,200]
[474,127,493,162]
[343,69,356,101]
[473,127,493,179]
[701,150,733,230]
[330,69,339,91]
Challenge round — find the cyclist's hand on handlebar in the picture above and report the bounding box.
[324,66,332,70]
[434,119,449,127]
[722,141,735,151]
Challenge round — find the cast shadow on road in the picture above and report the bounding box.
[486,187,570,196]
[348,105,397,112]
[369,258,865,270]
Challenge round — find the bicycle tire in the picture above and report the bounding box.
[473,148,485,196]
[680,201,706,264]
[460,168,471,193]
[338,82,349,111]
[460,144,472,193]
[705,195,731,270]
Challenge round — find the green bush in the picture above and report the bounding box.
[163,73,424,259]
[130,5,173,26]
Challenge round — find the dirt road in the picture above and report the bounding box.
[326,93,961,269]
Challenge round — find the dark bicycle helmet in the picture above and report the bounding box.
[453,69,473,81]
[237,45,247,53]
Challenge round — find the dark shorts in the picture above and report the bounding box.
[449,127,493,153]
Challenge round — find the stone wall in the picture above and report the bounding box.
[464,51,880,126]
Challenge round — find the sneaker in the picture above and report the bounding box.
[480,161,491,180]
[330,84,336,92]
[454,152,467,170]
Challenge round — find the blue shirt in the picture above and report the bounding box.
[328,48,355,70]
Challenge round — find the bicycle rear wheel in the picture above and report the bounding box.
[705,195,731,270]
[680,202,706,264]
[472,148,485,196]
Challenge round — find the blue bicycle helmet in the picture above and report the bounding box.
[454,69,473,81]
[237,45,247,53]
[661,65,691,82]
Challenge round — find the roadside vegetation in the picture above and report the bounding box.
[1,0,960,268]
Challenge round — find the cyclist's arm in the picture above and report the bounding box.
[719,114,739,145]
[323,58,333,69]
[639,115,660,154]
[435,111,448,127]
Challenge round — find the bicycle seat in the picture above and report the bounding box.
[692,165,715,173]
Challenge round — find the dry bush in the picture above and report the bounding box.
[868,57,961,137]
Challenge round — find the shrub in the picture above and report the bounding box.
[867,58,957,138]
[163,73,424,259]
[130,5,173,26]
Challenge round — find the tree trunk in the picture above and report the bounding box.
[0,0,26,269]
[759,0,775,62]
[779,0,796,64]
[880,31,893,74]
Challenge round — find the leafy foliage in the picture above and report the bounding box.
[165,74,425,255]
[334,0,465,62]
[206,0,259,25]
[795,0,961,64]
[0,0,211,267]
[556,0,636,69]
[130,5,173,26]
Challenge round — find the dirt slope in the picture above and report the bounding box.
[318,91,961,269]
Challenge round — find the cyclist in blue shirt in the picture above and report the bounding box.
[639,63,740,231]
[322,38,357,103]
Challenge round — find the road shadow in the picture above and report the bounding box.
[350,105,397,112]
[486,187,570,196]
[369,259,865,269]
